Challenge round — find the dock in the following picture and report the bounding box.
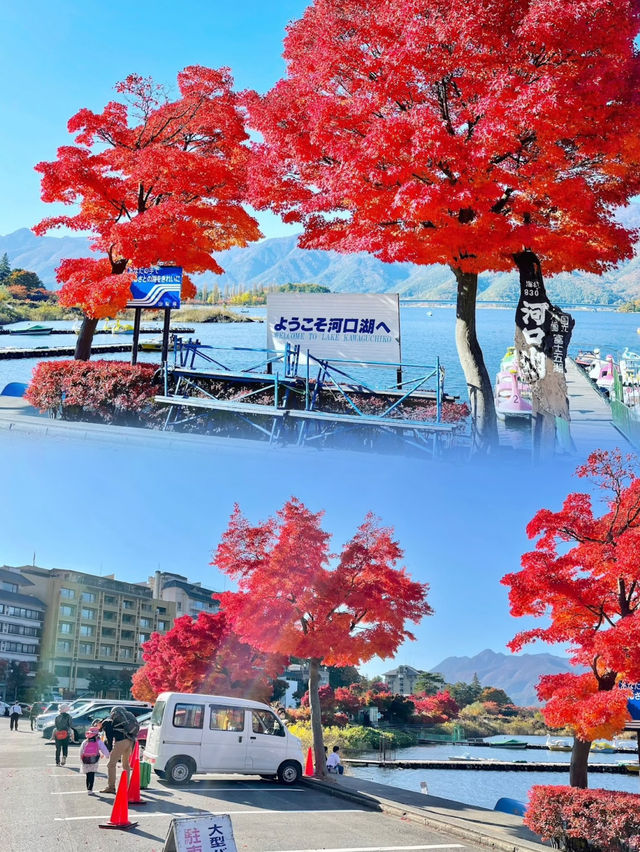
[0,343,136,359]
[566,358,630,451]
[344,757,630,773]
[0,326,194,336]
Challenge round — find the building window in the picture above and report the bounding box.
[59,622,73,634]
[119,647,133,659]
[60,588,75,599]
[139,633,150,644]
[79,643,94,655]
[122,614,134,624]
[54,664,71,676]
[103,611,116,621]
[121,630,134,640]
[81,608,96,620]
[104,595,116,605]
[100,645,113,657]
[0,580,19,593]
[141,603,152,612]
[122,600,135,610]
[157,620,167,631]
[56,640,72,653]
[79,625,94,637]
[81,592,96,603]
[60,605,74,617]
[157,606,166,614]
[140,618,151,628]
[102,627,116,637]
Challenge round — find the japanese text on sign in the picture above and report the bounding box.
[267,293,401,364]
[163,814,237,852]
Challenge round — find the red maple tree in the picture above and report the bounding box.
[214,498,431,777]
[35,66,261,358]
[131,611,286,704]
[248,0,640,449]
[502,450,640,787]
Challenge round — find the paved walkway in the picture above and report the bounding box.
[305,775,549,851]
[566,359,630,453]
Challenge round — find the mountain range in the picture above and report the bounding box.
[431,648,578,707]
[2,201,639,305]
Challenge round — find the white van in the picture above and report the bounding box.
[143,692,304,785]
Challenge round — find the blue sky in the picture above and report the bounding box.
[0,0,308,239]
[0,428,591,675]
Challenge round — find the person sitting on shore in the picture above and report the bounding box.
[327,745,344,775]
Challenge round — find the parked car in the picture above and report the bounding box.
[136,711,152,749]
[42,701,152,741]
[36,698,92,731]
[0,701,9,717]
[143,692,304,785]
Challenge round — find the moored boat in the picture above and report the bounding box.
[7,323,53,335]
[546,736,572,752]
[488,739,528,749]
[592,740,616,753]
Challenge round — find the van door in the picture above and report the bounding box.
[199,704,249,772]
[164,699,206,767]
[246,709,288,772]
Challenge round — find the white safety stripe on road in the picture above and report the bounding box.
[269,847,466,852]
[54,808,364,821]
[50,786,305,795]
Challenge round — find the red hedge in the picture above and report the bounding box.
[525,786,640,852]
[26,360,161,424]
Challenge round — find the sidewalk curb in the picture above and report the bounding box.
[301,778,548,852]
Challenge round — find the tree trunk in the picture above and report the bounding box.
[452,266,498,453]
[570,738,591,788]
[74,315,99,361]
[308,657,327,779]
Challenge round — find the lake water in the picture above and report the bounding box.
[347,735,640,809]
[3,307,640,400]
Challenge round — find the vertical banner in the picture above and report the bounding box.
[267,293,401,364]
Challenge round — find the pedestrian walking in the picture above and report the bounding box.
[9,701,22,731]
[79,726,109,794]
[29,702,42,731]
[99,706,139,793]
[326,744,344,775]
[51,704,75,765]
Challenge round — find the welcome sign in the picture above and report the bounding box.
[267,293,401,364]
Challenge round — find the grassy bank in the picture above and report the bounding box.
[287,723,417,754]
[0,302,79,324]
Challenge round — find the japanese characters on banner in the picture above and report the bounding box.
[127,265,183,309]
[163,814,237,852]
[622,682,640,720]
[514,252,574,385]
[267,293,401,364]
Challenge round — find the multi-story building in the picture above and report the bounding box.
[0,566,45,699]
[21,565,176,697]
[382,664,421,696]
[150,571,219,620]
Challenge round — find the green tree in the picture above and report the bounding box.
[87,667,118,697]
[0,253,10,283]
[448,677,483,709]
[480,687,512,706]
[414,671,446,695]
[26,666,58,702]
[7,269,44,292]
[328,665,361,689]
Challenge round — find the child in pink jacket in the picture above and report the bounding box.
[79,725,110,794]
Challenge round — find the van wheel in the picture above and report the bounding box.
[165,756,195,784]
[154,769,166,779]
[277,761,301,785]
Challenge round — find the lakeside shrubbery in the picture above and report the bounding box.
[525,787,640,851]
[287,722,416,753]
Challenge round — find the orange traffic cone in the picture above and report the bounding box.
[128,749,147,805]
[304,747,314,776]
[99,771,139,831]
[131,739,139,764]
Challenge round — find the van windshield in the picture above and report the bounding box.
[150,700,166,726]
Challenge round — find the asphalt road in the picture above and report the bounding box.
[0,718,486,852]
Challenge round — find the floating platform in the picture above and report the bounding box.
[0,326,194,336]
[344,758,629,773]
[0,343,136,360]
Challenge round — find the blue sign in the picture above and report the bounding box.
[128,266,182,309]
[628,683,640,720]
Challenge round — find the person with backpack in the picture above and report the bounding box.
[99,706,139,794]
[79,725,109,794]
[51,704,75,766]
